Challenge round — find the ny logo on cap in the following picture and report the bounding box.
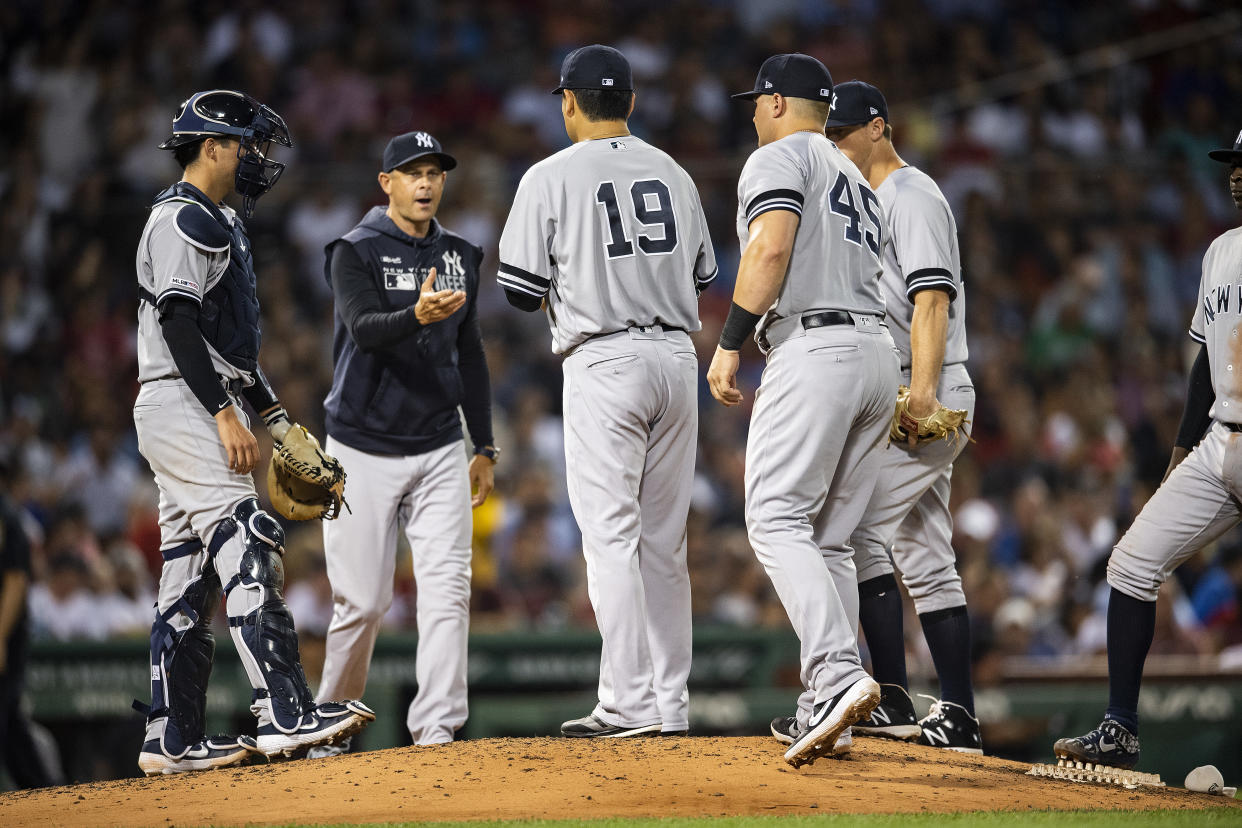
[1236,129,1242,146]
[830,93,838,112]
[415,132,433,148]
[602,78,614,86]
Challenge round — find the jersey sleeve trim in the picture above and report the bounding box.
[1189,329,1206,344]
[904,267,959,302]
[497,262,550,297]
[696,266,719,288]
[745,188,804,224]
[155,287,203,308]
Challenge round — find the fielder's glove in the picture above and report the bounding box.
[267,424,347,520]
[889,385,970,448]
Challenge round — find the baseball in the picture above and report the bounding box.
[1184,764,1224,794]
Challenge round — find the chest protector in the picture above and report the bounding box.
[153,184,261,372]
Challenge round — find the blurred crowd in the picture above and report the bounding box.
[2,0,1242,686]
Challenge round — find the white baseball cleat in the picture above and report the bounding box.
[783,677,881,768]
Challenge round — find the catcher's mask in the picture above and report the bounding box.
[159,89,293,218]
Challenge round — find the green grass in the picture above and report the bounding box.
[259,810,1242,828]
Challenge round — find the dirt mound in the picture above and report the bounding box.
[2,736,1237,827]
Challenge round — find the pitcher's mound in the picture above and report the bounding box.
[2,736,1238,827]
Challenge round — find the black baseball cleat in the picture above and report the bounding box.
[256,700,375,759]
[560,714,661,738]
[853,683,922,741]
[917,697,983,754]
[783,676,879,767]
[1053,718,1139,770]
[770,716,800,745]
[138,734,262,776]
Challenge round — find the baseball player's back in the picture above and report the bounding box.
[500,135,715,354]
[736,131,887,335]
[499,45,714,739]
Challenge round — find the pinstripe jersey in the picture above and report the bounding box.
[135,197,247,383]
[497,135,717,354]
[736,131,885,339]
[875,166,968,369]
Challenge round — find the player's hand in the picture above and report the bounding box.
[215,405,260,475]
[468,453,495,508]
[707,347,744,407]
[415,267,467,324]
[1163,446,1190,483]
[903,389,941,448]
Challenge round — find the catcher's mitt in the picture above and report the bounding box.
[890,385,971,447]
[267,424,347,520]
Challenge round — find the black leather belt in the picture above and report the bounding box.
[219,375,244,395]
[802,310,855,329]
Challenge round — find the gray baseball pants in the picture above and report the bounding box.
[745,314,899,721]
[317,437,473,745]
[852,363,975,615]
[563,325,697,732]
[1108,421,1242,602]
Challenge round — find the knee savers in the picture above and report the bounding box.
[219,497,315,730]
[134,542,222,758]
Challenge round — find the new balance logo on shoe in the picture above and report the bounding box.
[923,727,950,747]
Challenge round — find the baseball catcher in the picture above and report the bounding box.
[890,385,970,447]
[267,422,347,520]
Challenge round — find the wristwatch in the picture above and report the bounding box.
[474,445,500,463]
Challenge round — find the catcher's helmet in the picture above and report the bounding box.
[159,89,293,217]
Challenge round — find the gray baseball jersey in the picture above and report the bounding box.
[498,136,716,354]
[735,132,886,338]
[135,198,250,383]
[1190,226,1242,422]
[875,166,968,369]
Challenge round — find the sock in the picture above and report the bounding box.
[857,573,908,689]
[919,605,975,716]
[1104,588,1156,735]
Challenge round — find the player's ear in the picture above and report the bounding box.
[562,90,576,118]
[377,171,391,195]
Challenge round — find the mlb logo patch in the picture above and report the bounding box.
[820,88,830,97]
[602,78,614,86]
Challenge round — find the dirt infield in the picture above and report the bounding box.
[2,736,1238,827]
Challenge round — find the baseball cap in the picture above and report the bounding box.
[732,53,833,103]
[382,131,457,172]
[552,45,633,94]
[824,80,889,128]
[1208,128,1242,164]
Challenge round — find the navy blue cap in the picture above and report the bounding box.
[824,80,888,128]
[732,53,833,103]
[1209,128,1242,164]
[382,131,457,172]
[552,45,633,94]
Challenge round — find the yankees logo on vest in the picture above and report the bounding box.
[440,250,467,291]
